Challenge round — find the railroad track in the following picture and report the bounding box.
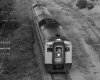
[31,2,52,80]
[51,74,67,80]
[51,72,72,80]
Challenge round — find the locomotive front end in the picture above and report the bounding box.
[45,35,72,73]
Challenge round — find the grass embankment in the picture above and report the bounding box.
[0,0,42,80]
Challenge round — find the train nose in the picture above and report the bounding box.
[53,41,65,64]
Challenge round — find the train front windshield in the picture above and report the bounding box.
[55,46,62,57]
[53,42,65,64]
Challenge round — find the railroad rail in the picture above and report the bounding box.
[51,73,72,80]
[31,3,48,80]
[32,5,45,58]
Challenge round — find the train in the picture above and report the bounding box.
[32,3,72,73]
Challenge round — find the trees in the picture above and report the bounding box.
[0,0,18,37]
[76,0,94,10]
[76,0,87,9]
[87,2,94,10]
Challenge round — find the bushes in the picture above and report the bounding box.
[0,0,17,37]
[0,20,20,37]
[87,2,94,10]
[76,0,87,9]
[2,52,34,75]
[76,0,94,10]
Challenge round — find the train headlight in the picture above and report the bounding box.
[57,39,61,41]
[57,53,61,57]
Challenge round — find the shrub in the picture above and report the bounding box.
[86,2,94,10]
[76,0,87,9]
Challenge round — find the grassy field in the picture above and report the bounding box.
[0,0,42,80]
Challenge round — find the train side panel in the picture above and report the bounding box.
[45,42,53,64]
[64,41,72,63]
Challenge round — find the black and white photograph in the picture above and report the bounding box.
[0,0,100,80]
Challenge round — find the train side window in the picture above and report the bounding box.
[39,19,46,26]
[65,47,70,52]
[47,48,52,52]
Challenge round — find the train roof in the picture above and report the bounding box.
[47,35,69,42]
[39,18,60,28]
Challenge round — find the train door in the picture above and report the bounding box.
[52,42,65,65]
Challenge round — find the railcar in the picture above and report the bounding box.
[32,3,72,73]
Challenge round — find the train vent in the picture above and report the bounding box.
[46,19,55,23]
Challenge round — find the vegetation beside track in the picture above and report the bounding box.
[0,0,42,80]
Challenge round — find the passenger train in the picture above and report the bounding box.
[32,3,72,73]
